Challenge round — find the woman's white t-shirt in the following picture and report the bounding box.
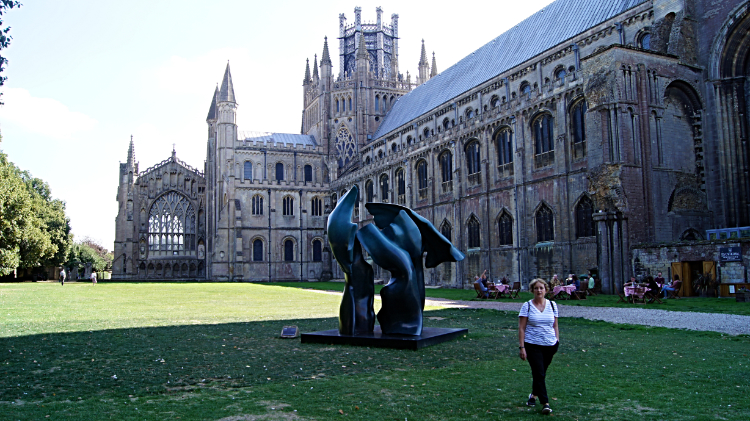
[518,299,559,346]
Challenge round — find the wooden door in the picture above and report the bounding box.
[671,262,687,297]
[703,261,717,297]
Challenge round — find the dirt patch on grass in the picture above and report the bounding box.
[216,401,306,421]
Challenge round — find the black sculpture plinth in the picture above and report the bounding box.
[301,327,468,350]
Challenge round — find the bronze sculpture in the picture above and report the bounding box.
[327,186,465,336]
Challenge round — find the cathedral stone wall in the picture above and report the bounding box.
[114,0,750,289]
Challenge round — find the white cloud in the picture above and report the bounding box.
[0,88,97,139]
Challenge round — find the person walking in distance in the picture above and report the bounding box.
[60,268,66,286]
[519,278,560,415]
[90,271,97,285]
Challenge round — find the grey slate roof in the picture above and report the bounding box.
[241,131,318,148]
[373,0,647,139]
[219,63,236,103]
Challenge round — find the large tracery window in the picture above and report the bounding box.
[148,192,196,256]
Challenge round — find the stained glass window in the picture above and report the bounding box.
[148,192,196,255]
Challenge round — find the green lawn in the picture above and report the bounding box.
[1,282,749,420]
[269,281,750,316]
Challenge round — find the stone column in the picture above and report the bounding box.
[594,210,611,294]
[610,212,623,293]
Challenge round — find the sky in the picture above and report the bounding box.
[0,0,555,250]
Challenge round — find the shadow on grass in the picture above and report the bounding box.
[3,309,750,420]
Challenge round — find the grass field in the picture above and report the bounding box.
[269,281,750,316]
[1,282,749,420]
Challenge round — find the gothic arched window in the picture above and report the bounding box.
[375,95,380,111]
[575,196,595,238]
[312,239,322,262]
[336,99,340,113]
[365,180,374,203]
[468,216,481,248]
[521,82,531,95]
[465,140,481,175]
[304,165,313,182]
[465,108,474,119]
[335,126,357,170]
[284,239,294,261]
[498,211,513,246]
[416,160,428,190]
[253,239,263,261]
[571,99,587,144]
[439,150,453,183]
[380,174,389,200]
[311,196,323,216]
[554,67,566,81]
[283,196,294,216]
[495,127,513,166]
[252,194,263,216]
[533,113,554,154]
[536,204,554,242]
[148,192,196,255]
[440,221,451,242]
[640,32,651,50]
[275,162,284,181]
[243,161,253,180]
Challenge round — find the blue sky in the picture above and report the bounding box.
[0,0,553,249]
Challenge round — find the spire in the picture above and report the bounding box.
[419,39,428,66]
[304,58,311,84]
[312,54,319,80]
[206,85,218,121]
[356,29,368,60]
[218,62,236,103]
[321,36,332,66]
[430,52,438,77]
[127,135,136,166]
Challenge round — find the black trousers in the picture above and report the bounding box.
[525,341,559,405]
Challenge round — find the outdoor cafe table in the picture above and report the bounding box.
[624,286,650,303]
[489,283,509,298]
[552,285,576,300]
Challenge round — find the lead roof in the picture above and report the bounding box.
[372,0,647,139]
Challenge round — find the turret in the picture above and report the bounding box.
[356,28,369,74]
[303,58,312,85]
[418,40,429,84]
[430,52,438,78]
[312,54,319,82]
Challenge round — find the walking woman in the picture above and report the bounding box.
[518,278,559,415]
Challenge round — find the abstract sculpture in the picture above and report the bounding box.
[327,185,465,336]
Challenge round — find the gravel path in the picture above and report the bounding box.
[306,289,750,335]
[424,297,750,336]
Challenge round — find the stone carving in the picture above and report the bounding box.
[327,185,464,336]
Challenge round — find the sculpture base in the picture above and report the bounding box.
[300,326,468,350]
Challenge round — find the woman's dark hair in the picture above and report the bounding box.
[674,274,680,280]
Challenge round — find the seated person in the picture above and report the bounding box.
[474,271,489,298]
[654,271,666,287]
[571,274,580,290]
[501,274,510,285]
[624,276,637,287]
[662,274,680,298]
[644,276,659,296]
[549,274,560,287]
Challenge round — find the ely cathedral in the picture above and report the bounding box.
[114,0,750,294]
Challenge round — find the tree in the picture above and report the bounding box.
[0,151,32,275]
[0,151,72,276]
[67,241,108,274]
[0,1,20,106]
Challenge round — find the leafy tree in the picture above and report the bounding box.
[21,172,72,268]
[0,151,71,276]
[67,241,108,274]
[0,1,21,105]
[80,237,113,271]
[0,151,32,275]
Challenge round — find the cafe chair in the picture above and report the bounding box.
[474,283,488,299]
[508,281,521,299]
[667,281,682,299]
